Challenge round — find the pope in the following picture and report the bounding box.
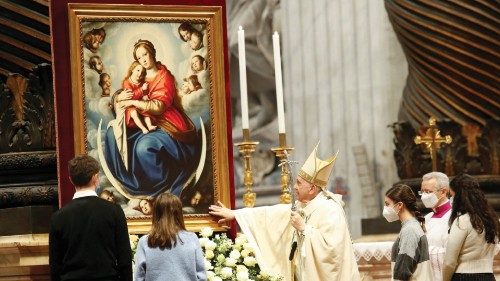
[209,143,360,281]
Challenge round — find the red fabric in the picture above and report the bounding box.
[431,200,452,218]
[122,79,151,128]
[146,63,188,131]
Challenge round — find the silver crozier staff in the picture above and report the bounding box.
[279,150,302,261]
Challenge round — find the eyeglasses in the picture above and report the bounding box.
[417,189,441,196]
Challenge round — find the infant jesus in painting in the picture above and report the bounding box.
[122,61,157,134]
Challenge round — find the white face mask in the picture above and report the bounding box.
[383,205,400,222]
[449,196,454,205]
[421,192,439,208]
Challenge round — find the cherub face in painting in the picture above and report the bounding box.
[102,74,111,89]
[180,81,190,94]
[130,64,144,84]
[190,191,202,206]
[91,34,102,50]
[139,199,152,215]
[135,46,154,70]
[180,29,191,41]
[189,33,202,51]
[93,57,104,73]
[100,192,115,202]
[191,56,204,72]
[187,80,197,92]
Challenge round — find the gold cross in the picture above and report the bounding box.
[414,117,452,171]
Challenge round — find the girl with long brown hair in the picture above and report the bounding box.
[384,184,433,281]
[443,174,500,281]
[134,193,206,281]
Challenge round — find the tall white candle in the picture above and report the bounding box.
[238,26,249,130]
[273,31,286,134]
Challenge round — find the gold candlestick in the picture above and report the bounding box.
[271,133,295,204]
[234,129,259,207]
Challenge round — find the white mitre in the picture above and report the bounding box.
[298,142,338,188]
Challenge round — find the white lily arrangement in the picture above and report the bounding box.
[199,227,283,281]
[129,234,139,262]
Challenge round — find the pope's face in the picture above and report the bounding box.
[294,176,313,203]
[135,46,154,70]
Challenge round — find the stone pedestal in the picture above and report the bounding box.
[0,235,49,280]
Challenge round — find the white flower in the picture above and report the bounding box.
[236,265,248,273]
[235,234,247,245]
[218,241,230,253]
[206,271,215,280]
[225,257,237,267]
[204,259,213,270]
[242,242,254,251]
[199,237,209,247]
[205,249,215,260]
[236,270,250,281]
[200,227,214,238]
[241,249,251,258]
[205,240,217,251]
[243,256,257,267]
[259,270,270,278]
[220,267,233,279]
[196,231,282,280]
[229,249,241,260]
[216,254,226,263]
[129,235,139,249]
[129,235,139,243]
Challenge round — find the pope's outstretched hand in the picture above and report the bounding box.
[209,201,235,224]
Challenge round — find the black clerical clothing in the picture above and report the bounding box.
[49,195,132,281]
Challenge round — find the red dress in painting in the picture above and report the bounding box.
[122,79,153,128]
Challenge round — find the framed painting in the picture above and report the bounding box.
[54,2,233,233]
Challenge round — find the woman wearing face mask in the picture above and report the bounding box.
[384,184,433,281]
[442,174,500,281]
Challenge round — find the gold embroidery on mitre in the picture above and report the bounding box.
[298,142,338,188]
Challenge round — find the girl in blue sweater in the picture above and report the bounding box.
[135,193,207,281]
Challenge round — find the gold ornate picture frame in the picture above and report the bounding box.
[66,3,232,233]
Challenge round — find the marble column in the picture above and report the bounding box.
[281,0,408,237]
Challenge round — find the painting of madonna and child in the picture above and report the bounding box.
[81,21,216,217]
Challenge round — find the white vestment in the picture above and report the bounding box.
[425,203,452,281]
[107,106,128,170]
[235,192,360,281]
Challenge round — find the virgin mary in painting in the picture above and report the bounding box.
[102,39,201,198]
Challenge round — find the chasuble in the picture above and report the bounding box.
[235,192,360,281]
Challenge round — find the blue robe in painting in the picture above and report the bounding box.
[104,126,200,197]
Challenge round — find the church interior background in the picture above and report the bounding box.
[0,0,498,280]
